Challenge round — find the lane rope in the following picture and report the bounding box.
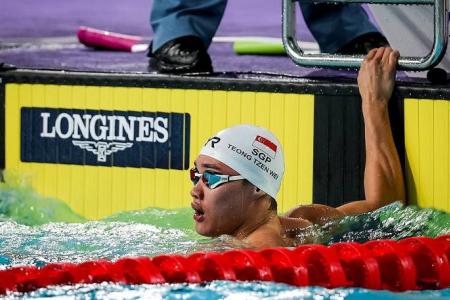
[1,235,449,294]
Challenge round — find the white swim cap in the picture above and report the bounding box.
[200,124,284,199]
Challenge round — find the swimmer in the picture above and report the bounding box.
[190,48,404,248]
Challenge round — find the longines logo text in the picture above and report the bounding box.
[21,107,190,170]
[40,112,169,143]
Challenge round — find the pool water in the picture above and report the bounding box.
[5,281,450,300]
[0,172,449,299]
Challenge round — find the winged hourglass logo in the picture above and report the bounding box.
[72,141,133,162]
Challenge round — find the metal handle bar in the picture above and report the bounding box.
[282,0,448,70]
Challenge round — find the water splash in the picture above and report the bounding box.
[0,219,205,268]
[292,202,450,245]
[103,206,194,230]
[0,171,85,225]
[1,173,450,299]
[0,171,449,268]
[0,172,237,267]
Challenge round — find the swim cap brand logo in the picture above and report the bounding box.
[205,136,221,148]
[21,107,191,170]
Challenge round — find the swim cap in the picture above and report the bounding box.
[200,124,284,199]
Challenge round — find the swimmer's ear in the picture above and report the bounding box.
[254,187,266,198]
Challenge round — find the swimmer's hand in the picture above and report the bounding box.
[358,47,399,112]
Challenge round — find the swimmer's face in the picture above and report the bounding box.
[190,154,256,237]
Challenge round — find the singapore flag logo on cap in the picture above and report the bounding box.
[252,135,277,159]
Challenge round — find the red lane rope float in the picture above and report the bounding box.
[364,239,418,291]
[259,248,308,286]
[293,245,348,288]
[1,236,449,295]
[437,234,450,262]
[152,254,203,283]
[399,237,450,289]
[330,242,381,289]
[221,250,272,281]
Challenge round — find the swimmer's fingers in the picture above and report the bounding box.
[381,47,392,65]
[388,49,400,72]
[360,48,377,72]
[372,47,385,62]
[381,48,396,78]
[365,48,378,61]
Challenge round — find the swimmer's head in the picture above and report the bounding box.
[200,124,284,199]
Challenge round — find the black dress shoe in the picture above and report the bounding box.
[336,32,389,55]
[148,36,213,74]
[0,62,17,71]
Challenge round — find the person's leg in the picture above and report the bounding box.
[150,0,227,53]
[299,3,387,54]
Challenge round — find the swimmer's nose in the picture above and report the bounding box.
[190,181,203,200]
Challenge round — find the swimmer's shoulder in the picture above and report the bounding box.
[244,223,289,249]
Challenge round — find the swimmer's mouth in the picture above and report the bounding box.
[191,203,205,222]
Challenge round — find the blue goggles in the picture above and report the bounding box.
[190,168,245,189]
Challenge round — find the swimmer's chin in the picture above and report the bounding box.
[194,225,221,238]
[194,226,242,243]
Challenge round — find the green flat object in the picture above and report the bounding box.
[233,41,286,56]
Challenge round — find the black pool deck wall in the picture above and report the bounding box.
[313,93,405,207]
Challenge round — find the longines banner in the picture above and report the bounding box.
[21,107,190,170]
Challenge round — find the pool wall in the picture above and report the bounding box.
[0,70,449,219]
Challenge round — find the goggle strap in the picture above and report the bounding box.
[228,175,245,181]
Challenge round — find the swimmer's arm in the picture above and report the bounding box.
[337,48,405,216]
[283,205,342,225]
[337,110,405,215]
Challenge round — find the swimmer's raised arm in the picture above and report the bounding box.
[337,47,405,215]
